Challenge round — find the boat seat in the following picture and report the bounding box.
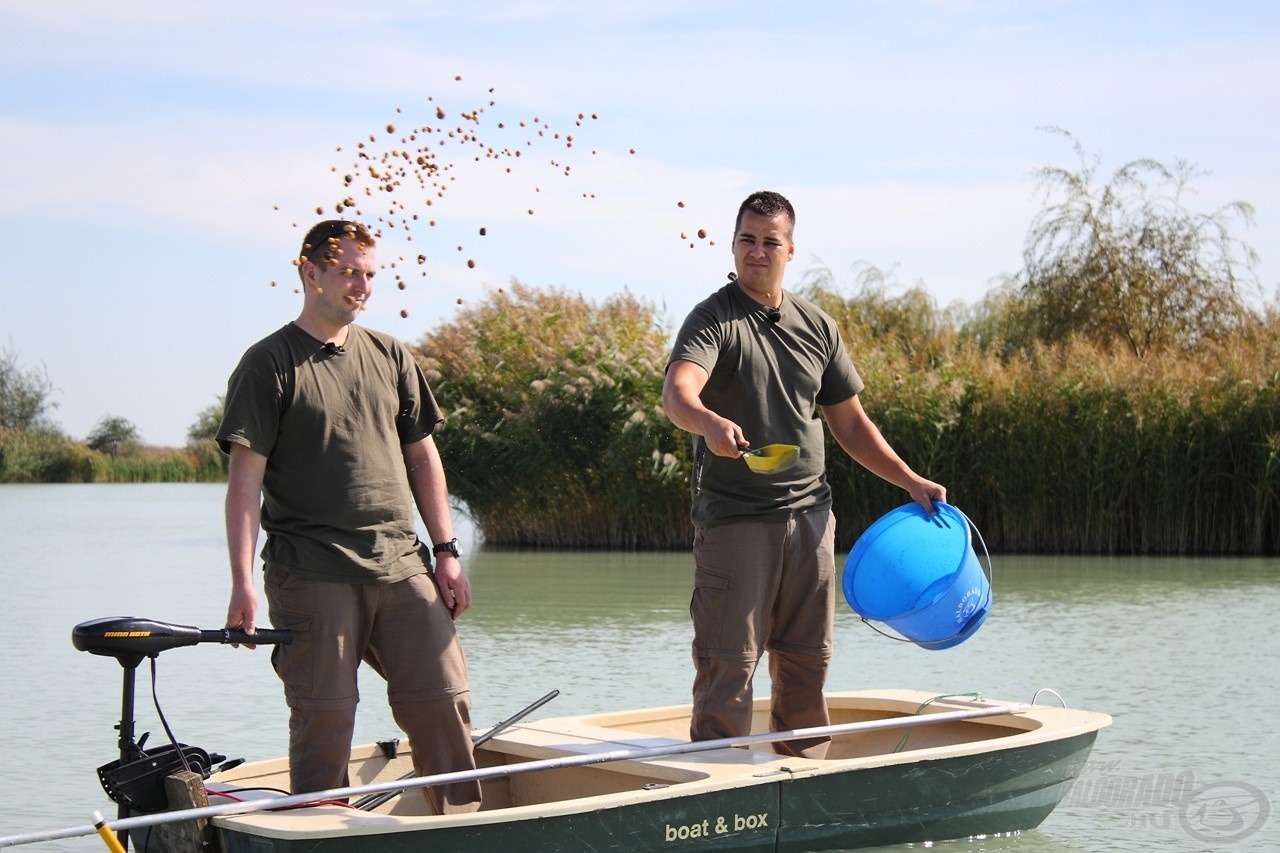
[483,720,795,776]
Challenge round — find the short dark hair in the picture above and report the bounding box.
[734,191,795,237]
[297,220,376,282]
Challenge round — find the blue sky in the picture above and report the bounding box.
[3,1,1277,447]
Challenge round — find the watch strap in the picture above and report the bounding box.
[432,538,460,558]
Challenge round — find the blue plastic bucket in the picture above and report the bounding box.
[841,502,990,650]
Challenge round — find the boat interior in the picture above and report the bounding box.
[208,689,1096,820]
[570,690,1039,761]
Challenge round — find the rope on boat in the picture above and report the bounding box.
[0,700,1032,848]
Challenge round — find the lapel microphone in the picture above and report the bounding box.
[323,342,345,356]
[728,271,779,323]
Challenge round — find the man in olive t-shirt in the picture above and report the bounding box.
[217,220,480,813]
[663,191,947,758]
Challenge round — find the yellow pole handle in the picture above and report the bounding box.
[91,811,127,853]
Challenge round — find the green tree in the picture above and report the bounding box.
[86,414,141,457]
[188,395,225,445]
[1,344,59,432]
[1017,127,1259,357]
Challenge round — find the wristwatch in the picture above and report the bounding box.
[432,538,461,559]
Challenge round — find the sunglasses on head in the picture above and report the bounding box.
[299,221,368,264]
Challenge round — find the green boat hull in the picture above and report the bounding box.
[213,731,1098,852]
[777,730,1100,851]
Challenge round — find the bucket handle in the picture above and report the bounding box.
[857,501,993,648]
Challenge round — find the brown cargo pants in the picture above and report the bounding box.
[264,568,482,814]
[689,509,836,759]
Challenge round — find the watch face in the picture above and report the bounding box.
[434,540,460,558]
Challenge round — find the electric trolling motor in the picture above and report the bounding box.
[72,616,292,848]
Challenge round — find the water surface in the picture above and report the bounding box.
[0,484,1275,850]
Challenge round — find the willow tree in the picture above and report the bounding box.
[1019,128,1259,357]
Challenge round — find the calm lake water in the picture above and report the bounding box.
[0,483,1276,851]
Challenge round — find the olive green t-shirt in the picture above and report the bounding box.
[217,323,441,583]
[667,284,864,528]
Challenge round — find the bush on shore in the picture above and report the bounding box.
[0,429,226,483]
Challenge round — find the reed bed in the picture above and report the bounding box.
[417,283,1278,555]
[822,300,1279,555]
[414,282,693,548]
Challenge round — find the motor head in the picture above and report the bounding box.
[72,617,293,660]
[72,617,204,659]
